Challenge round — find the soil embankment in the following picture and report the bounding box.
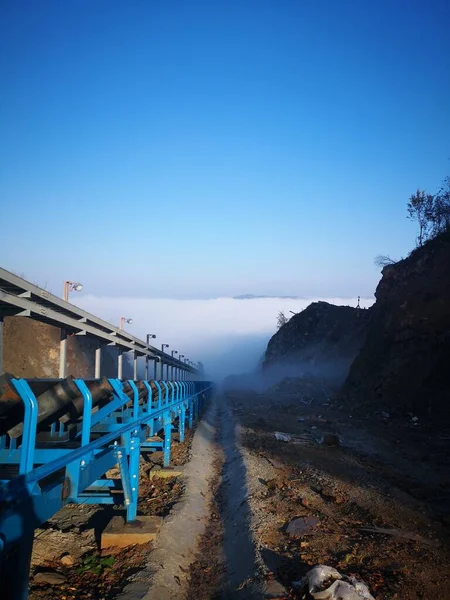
[3,316,127,378]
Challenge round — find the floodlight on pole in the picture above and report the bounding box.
[161,343,169,353]
[146,334,156,344]
[120,317,133,330]
[63,281,83,302]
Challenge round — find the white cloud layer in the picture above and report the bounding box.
[76,296,375,380]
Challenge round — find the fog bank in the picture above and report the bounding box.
[76,296,374,380]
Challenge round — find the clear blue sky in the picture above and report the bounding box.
[1,0,449,299]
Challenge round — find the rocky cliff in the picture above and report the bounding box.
[263,301,372,382]
[342,232,450,418]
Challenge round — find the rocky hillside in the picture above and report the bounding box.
[263,301,372,382]
[343,232,450,418]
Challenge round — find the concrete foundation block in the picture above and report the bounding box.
[101,515,163,549]
[150,467,183,480]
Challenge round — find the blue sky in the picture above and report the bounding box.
[1,0,449,299]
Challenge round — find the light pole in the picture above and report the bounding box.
[171,350,178,380]
[60,280,83,378]
[63,281,83,302]
[146,333,156,344]
[120,317,132,330]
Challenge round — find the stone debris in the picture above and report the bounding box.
[274,431,291,442]
[60,553,75,567]
[286,516,319,537]
[31,528,96,567]
[33,570,67,585]
[264,579,288,598]
[274,431,315,444]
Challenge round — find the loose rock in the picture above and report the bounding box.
[60,553,75,566]
[286,516,319,537]
[33,570,67,585]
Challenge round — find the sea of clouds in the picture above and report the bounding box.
[76,295,374,380]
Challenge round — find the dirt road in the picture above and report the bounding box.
[210,377,450,600]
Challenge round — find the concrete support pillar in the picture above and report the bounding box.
[153,359,157,380]
[133,351,138,380]
[59,330,68,379]
[118,348,123,379]
[145,357,149,380]
[0,317,3,375]
[95,343,102,378]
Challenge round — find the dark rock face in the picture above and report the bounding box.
[263,301,372,382]
[343,232,450,418]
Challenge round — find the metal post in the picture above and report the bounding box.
[163,415,172,467]
[128,433,140,521]
[94,343,102,378]
[0,317,3,375]
[59,330,67,378]
[179,405,186,442]
[118,348,123,379]
[133,351,138,380]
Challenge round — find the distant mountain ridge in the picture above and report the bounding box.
[233,294,301,300]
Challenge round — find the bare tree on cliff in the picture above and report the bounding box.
[374,255,397,269]
[407,189,434,246]
[277,311,288,329]
[431,176,450,237]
